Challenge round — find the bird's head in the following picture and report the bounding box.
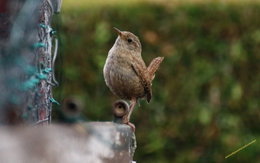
[113,27,142,53]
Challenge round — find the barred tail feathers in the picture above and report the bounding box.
[147,57,164,80]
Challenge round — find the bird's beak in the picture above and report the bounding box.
[113,27,122,37]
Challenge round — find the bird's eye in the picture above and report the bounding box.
[127,38,132,43]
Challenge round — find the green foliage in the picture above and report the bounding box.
[55,2,260,162]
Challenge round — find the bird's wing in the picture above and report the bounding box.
[131,62,152,103]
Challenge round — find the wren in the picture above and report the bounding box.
[103,27,164,131]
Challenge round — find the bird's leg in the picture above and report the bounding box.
[127,98,137,120]
[122,98,137,131]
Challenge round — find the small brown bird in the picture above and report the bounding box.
[103,27,164,131]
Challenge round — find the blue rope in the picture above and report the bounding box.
[39,23,48,29]
[49,98,60,105]
[43,68,52,73]
[32,42,46,49]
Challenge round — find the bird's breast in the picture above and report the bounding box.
[103,51,145,100]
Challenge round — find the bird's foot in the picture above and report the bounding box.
[126,121,135,132]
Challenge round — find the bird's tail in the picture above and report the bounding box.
[147,57,164,81]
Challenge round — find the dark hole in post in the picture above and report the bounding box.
[67,102,77,112]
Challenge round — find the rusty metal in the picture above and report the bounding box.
[0,0,62,125]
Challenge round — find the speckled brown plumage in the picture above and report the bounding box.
[103,28,164,131]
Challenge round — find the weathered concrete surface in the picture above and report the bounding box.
[0,123,136,163]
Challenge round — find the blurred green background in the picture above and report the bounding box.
[54,0,260,162]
